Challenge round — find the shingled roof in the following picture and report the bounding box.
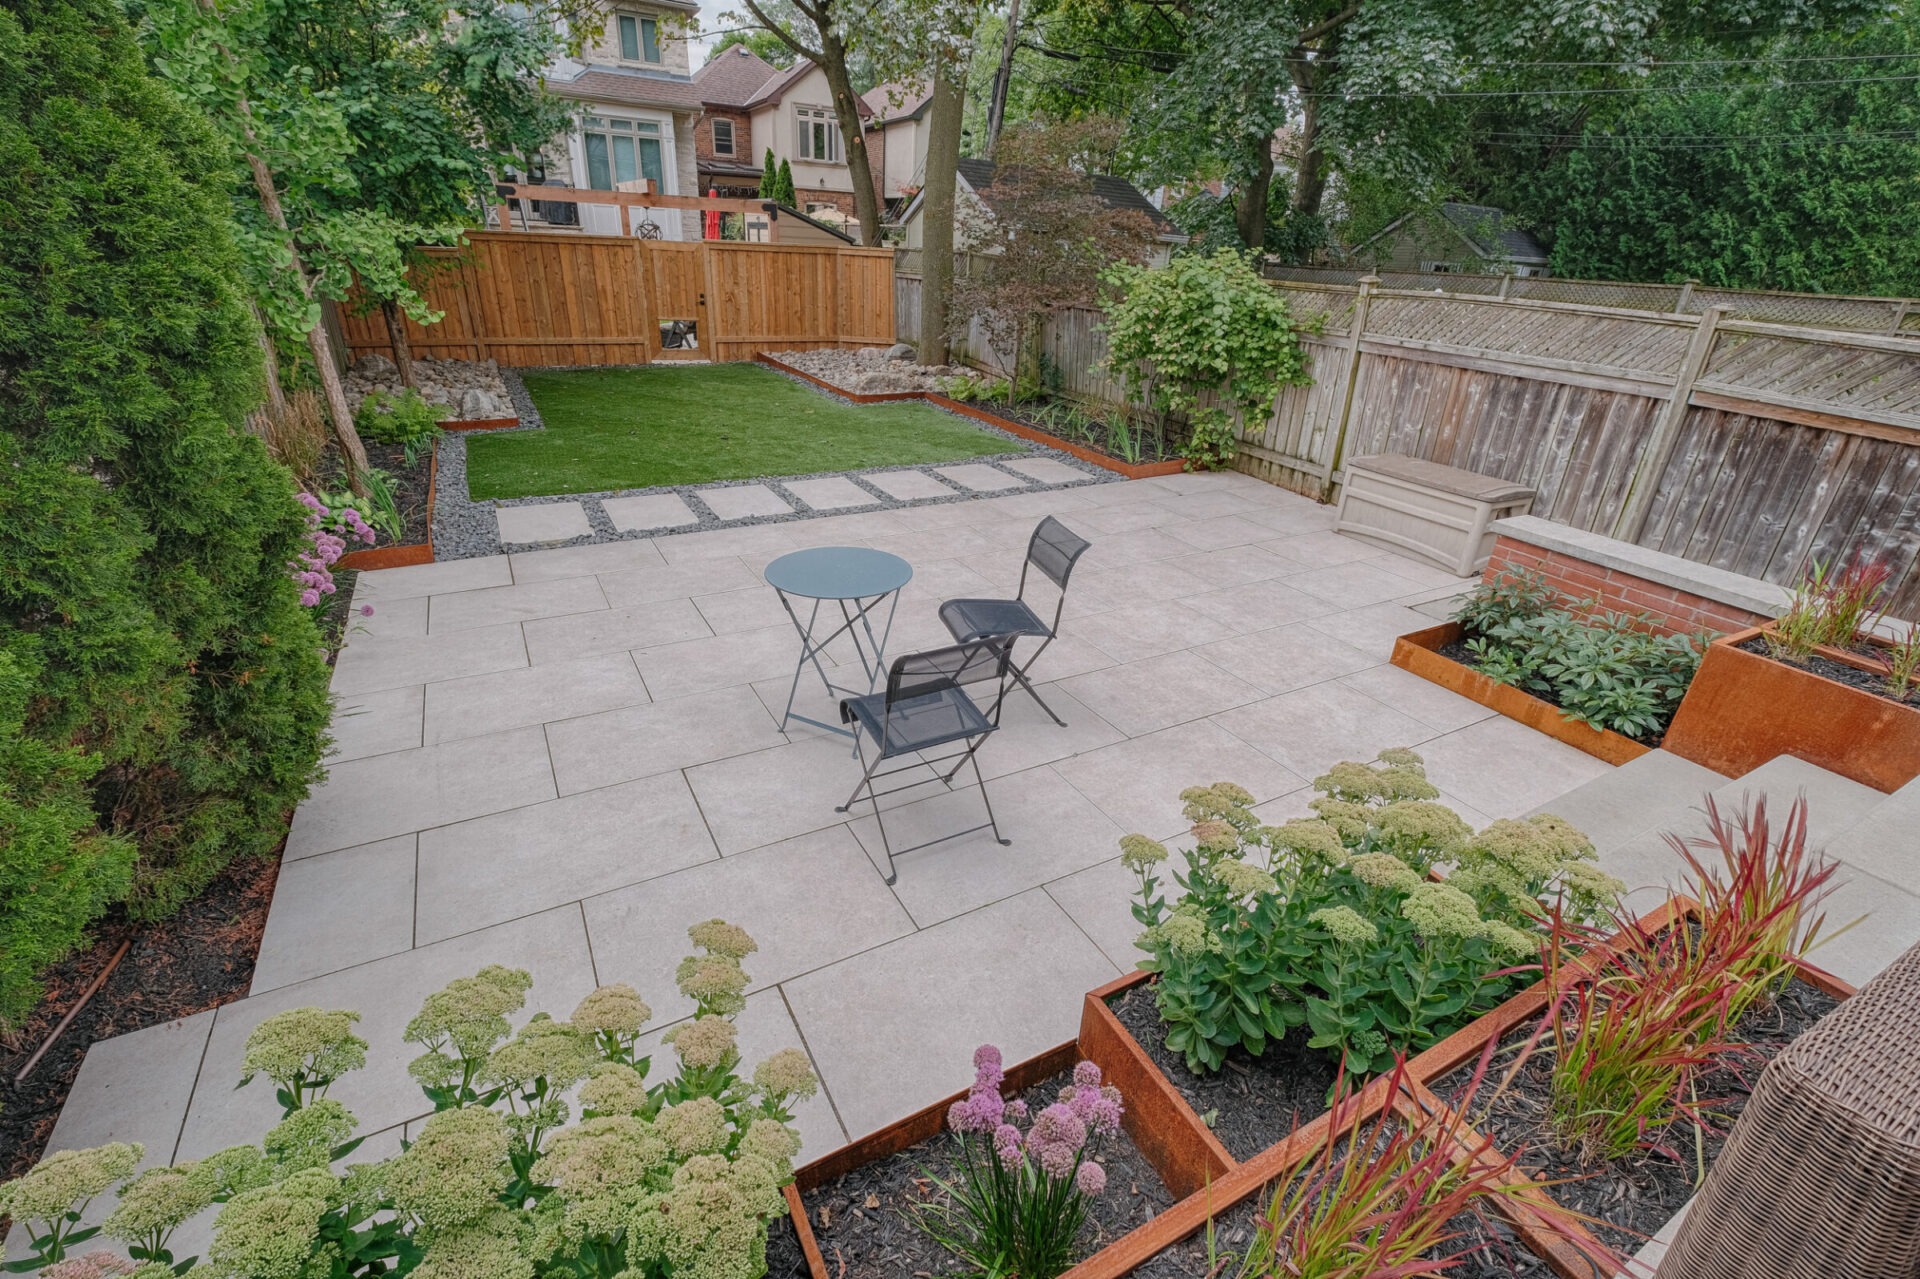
[547,68,704,112]
[692,44,780,107]
[1436,203,1549,265]
[954,156,1180,235]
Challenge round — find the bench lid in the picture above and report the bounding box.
[1345,453,1535,503]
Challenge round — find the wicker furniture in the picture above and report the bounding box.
[1655,939,1920,1278]
[1335,454,1533,576]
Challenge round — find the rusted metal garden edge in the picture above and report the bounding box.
[756,352,1189,480]
[1663,626,1920,793]
[1391,622,1654,767]
[338,443,438,571]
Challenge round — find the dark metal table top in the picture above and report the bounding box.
[764,546,913,600]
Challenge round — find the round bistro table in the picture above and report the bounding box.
[764,546,913,740]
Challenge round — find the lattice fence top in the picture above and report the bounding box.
[1706,329,1920,419]
[1347,290,1695,380]
[1266,265,1917,337]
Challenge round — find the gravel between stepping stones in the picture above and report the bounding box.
[429,366,1118,561]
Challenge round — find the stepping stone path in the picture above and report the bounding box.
[603,492,701,532]
[699,484,797,521]
[495,502,593,544]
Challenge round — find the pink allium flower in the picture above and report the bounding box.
[1005,1098,1028,1124]
[1036,1139,1077,1179]
[1074,1161,1107,1197]
[360,605,375,617]
[973,1044,1002,1072]
[1073,1060,1103,1089]
[992,1122,1023,1164]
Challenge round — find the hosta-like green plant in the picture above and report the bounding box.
[0,920,817,1279]
[1127,752,1619,1082]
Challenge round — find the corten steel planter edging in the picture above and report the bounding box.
[337,441,437,571]
[1057,899,1705,1279]
[1397,953,1858,1279]
[756,352,1190,480]
[1663,625,1920,793]
[1391,622,1654,767]
[439,415,521,432]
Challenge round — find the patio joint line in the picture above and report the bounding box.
[679,766,727,864]
[168,1010,220,1165]
[579,901,603,987]
[776,982,853,1146]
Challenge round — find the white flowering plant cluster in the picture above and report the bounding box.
[0,920,818,1279]
[1124,750,1621,1082]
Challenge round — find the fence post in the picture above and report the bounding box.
[1497,273,1511,300]
[1675,279,1697,313]
[1893,299,1912,335]
[1610,305,1728,543]
[1319,274,1377,504]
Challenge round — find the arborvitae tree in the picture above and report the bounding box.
[775,158,798,208]
[0,0,332,1022]
[762,147,779,199]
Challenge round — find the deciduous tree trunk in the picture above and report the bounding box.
[918,62,967,366]
[985,0,1023,157]
[1235,139,1274,250]
[817,28,885,246]
[381,299,417,388]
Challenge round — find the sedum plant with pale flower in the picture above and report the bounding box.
[0,921,815,1279]
[1125,752,1619,1082]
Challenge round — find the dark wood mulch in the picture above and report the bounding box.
[1109,981,1339,1164]
[986,398,1181,466]
[1436,637,1669,747]
[1734,635,1915,708]
[794,1067,1177,1279]
[1431,977,1840,1260]
[0,852,281,1177]
[318,439,434,549]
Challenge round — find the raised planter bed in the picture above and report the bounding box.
[440,415,521,432]
[1663,625,1920,792]
[758,352,1189,481]
[1391,622,1654,767]
[337,441,437,571]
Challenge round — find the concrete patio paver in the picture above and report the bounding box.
[1001,456,1091,486]
[495,501,593,545]
[699,484,795,520]
[934,463,1029,493]
[785,475,883,510]
[602,492,700,532]
[53,470,1920,1201]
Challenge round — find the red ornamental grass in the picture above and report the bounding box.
[1237,1046,1564,1279]
[1818,557,1891,645]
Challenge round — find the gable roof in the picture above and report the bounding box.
[693,44,780,107]
[947,156,1183,238]
[1438,203,1549,264]
[547,67,704,113]
[862,80,933,123]
[739,59,873,117]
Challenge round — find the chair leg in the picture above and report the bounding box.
[1009,663,1066,726]
[835,735,897,884]
[969,748,1011,846]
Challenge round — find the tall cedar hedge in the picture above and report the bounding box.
[0,0,332,1025]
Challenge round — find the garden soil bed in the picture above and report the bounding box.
[327,439,434,568]
[1108,982,1339,1164]
[1432,977,1841,1260]
[0,853,280,1176]
[795,1066,1177,1279]
[1734,635,1914,707]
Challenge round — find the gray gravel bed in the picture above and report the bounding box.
[430,364,1120,560]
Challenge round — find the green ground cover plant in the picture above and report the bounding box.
[1453,570,1704,742]
[0,921,815,1279]
[1126,752,1621,1084]
[0,0,332,1028]
[465,365,1012,498]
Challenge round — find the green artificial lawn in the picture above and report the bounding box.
[465,364,1012,499]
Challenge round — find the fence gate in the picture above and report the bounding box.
[645,241,708,360]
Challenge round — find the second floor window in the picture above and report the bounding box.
[711,118,734,155]
[797,105,838,163]
[617,13,660,63]
[584,115,664,190]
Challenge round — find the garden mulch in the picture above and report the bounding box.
[983,397,1180,467]
[320,439,434,549]
[0,853,280,1177]
[792,1067,1177,1279]
[1734,635,1916,708]
[1109,981,1339,1164]
[1432,976,1840,1260]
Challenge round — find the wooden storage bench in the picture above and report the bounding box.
[1335,454,1534,576]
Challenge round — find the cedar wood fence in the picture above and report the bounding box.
[896,270,1920,618]
[339,231,895,367]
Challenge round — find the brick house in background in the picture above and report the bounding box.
[689,44,883,235]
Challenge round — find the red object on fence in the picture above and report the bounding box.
[705,189,721,240]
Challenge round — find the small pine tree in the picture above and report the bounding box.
[0,0,332,1023]
[761,147,778,200]
[775,158,797,208]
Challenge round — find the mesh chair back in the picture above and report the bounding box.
[886,637,1013,706]
[1025,517,1092,590]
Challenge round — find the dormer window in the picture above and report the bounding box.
[711,118,735,155]
[616,13,661,63]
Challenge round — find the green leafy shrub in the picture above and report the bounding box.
[1454,574,1704,741]
[0,0,332,1017]
[1126,753,1619,1082]
[354,388,446,463]
[0,921,817,1279]
[1099,249,1310,471]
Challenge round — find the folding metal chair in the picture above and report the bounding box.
[835,636,1016,885]
[937,516,1092,727]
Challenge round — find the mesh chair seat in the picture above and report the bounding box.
[840,686,995,756]
[939,597,1052,643]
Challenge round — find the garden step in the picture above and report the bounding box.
[1527,748,1727,856]
[1822,774,1920,897]
[1705,754,1888,852]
